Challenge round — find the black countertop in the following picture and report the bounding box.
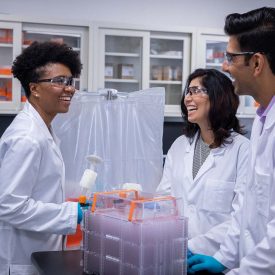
[31,250,89,275]
[31,250,223,275]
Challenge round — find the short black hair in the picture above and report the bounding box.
[224,7,275,74]
[181,68,244,148]
[12,41,82,98]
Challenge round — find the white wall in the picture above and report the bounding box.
[0,0,275,29]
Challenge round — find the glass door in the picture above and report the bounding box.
[99,29,149,92]
[22,24,88,94]
[149,33,191,116]
[0,22,21,113]
[205,40,227,70]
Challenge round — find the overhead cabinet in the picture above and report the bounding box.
[0,22,22,113]
[98,28,192,116]
[149,33,191,110]
[0,18,257,118]
[99,29,149,93]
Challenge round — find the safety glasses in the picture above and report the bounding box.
[36,76,75,88]
[224,51,259,64]
[185,86,208,97]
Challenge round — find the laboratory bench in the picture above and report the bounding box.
[31,249,224,275]
[31,250,89,275]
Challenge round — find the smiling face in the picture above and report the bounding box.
[184,77,210,129]
[29,63,75,126]
[222,36,255,97]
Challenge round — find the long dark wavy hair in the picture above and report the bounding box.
[181,68,244,148]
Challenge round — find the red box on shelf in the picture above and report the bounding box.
[0,29,13,43]
[0,67,12,75]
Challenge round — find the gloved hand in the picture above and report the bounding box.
[187,254,226,274]
[77,203,83,224]
[187,248,193,259]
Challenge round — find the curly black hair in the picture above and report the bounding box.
[12,41,82,98]
[181,68,244,148]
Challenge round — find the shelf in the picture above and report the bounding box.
[0,74,12,78]
[105,78,139,83]
[23,30,81,38]
[150,54,182,59]
[236,113,255,119]
[0,43,13,47]
[150,80,182,85]
[22,44,80,51]
[206,62,223,67]
[105,52,140,57]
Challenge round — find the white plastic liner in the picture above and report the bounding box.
[53,88,165,198]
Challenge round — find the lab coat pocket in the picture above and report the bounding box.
[254,170,271,218]
[202,179,235,213]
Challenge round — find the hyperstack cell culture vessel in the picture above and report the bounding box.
[82,190,188,275]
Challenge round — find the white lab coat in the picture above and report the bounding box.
[0,102,78,275]
[214,102,275,275]
[157,131,249,256]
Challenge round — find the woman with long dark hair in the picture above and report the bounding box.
[157,68,249,257]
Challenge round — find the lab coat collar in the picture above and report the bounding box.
[185,132,198,153]
[264,102,275,130]
[185,132,226,156]
[185,132,226,183]
[23,101,53,140]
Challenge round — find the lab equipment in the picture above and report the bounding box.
[67,153,102,249]
[122,182,143,191]
[53,88,165,197]
[79,155,102,200]
[82,190,188,275]
[187,254,226,274]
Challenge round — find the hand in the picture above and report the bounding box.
[77,203,83,224]
[187,248,193,259]
[187,254,226,274]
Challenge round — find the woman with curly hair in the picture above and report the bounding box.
[157,68,249,260]
[0,41,82,275]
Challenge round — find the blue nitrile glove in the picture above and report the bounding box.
[77,203,83,224]
[187,248,194,259]
[187,254,226,274]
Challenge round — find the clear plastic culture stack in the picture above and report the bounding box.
[82,190,188,275]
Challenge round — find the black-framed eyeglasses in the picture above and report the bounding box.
[224,51,258,64]
[185,86,208,97]
[36,76,75,88]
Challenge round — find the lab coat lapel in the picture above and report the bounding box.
[51,129,66,199]
[250,118,263,168]
[49,125,63,162]
[264,102,275,130]
[183,134,197,185]
[194,146,225,182]
[25,101,64,163]
[254,103,275,164]
[24,102,65,197]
